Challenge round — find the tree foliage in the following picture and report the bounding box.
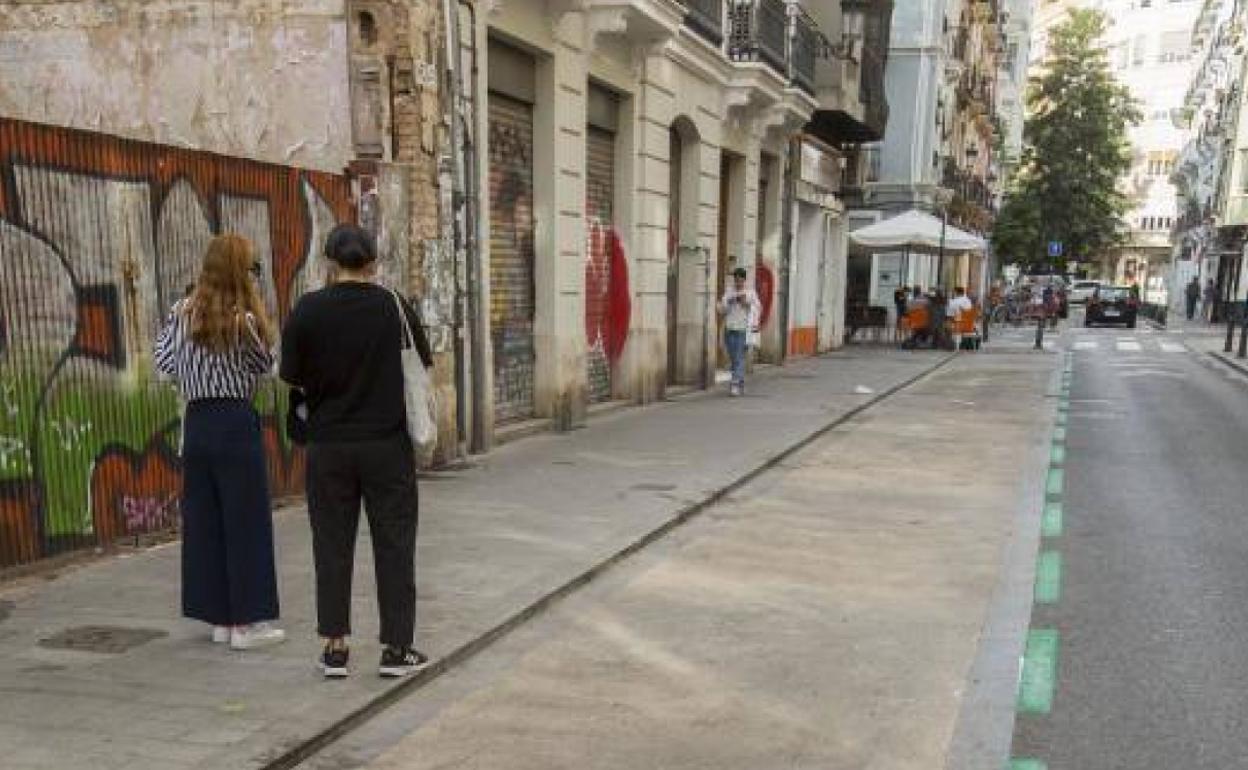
[993,9,1141,269]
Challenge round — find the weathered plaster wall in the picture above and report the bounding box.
[0,0,353,173]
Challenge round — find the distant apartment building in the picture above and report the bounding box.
[1032,0,1203,296]
[846,0,1004,317]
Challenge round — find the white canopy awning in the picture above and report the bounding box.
[849,209,987,253]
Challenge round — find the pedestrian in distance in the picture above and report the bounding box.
[901,287,932,350]
[1186,277,1201,321]
[155,233,285,651]
[280,223,434,680]
[948,286,974,350]
[1204,278,1217,323]
[893,285,909,340]
[931,288,951,349]
[719,267,761,397]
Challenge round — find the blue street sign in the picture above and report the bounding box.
[1048,241,1063,258]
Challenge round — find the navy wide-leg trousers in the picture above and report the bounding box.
[180,399,280,626]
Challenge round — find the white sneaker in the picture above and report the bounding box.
[230,622,286,650]
[211,626,230,644]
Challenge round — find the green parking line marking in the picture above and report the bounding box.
[1046,467,1064,498]
[1050,444,1066,465]
[1055,412,1068,427]
[1034,551,1063,604]
[1042,502,1063,537]
[1009,760,1048,770]
[1018,629,1059,714]
[1052,426,1067,442]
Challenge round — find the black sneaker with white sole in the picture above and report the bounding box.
[321,646,350,678]
[379,646,430,678]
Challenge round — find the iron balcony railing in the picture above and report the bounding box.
[681,0,725,47]
[788,5,818,95]
[728,0,789,75]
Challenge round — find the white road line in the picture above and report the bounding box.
[1116,340,1142,352]
[1159,341,1187,354]
[1074,341,1098,350]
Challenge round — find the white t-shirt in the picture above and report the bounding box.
[948,295,974,318]
[720,288,761,332]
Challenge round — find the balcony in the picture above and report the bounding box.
[1223,195,1248,228]
[789,6,818,95]
[805,0,893,146]
[957,71,993,115]
[680,0,724,46]
[942,158,996,227]
[728,0,790,75]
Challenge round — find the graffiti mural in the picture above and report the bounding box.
[0,117,353,566]
[756,263,776,327]
[584,220,630,398]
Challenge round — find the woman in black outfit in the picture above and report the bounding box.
[281,224,433,678]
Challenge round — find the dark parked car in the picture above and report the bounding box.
[1085,286,1138,328]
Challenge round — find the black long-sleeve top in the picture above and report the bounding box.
[280,281,433,443]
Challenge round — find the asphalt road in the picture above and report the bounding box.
[1011,316,1248,769]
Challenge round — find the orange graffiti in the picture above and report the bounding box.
[89,439,182,545]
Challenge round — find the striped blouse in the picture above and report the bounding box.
[154,301,275,401]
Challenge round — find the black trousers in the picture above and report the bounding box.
[181,399,280,626]
[307,433,418,647]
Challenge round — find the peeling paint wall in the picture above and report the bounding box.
[0,0,353,173]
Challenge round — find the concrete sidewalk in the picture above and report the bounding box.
[0,349,948,770]
[310,347,1059,770]
[1168,316,1248,375]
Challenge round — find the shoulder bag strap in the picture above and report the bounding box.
[390,289,416,351]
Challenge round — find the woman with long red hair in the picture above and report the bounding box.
[155,233,284,650]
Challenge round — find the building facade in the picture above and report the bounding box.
[0,0,448,566]
[0,0,878,567]
[1173,0,1248,318]
[1032,0,1203,292]
[848,0,1003,317]
[800,0,894,352]
[463,0,821,447]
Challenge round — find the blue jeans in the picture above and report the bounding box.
[725,329,747,387]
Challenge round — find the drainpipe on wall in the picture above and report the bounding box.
[445,0,484,454]
[779,135,798,361]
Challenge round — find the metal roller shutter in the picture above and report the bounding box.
[585,126,615,403]
[487,93,536,423]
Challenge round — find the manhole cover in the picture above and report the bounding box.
[39,625,167,654]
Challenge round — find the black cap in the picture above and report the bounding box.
[324,224,377,269]
[732,267,748,279]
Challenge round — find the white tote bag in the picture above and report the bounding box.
[390,291,438,460]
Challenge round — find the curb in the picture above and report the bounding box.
[259,353,958,770]
[942,350,1064,770]
[1212,350,1248,377]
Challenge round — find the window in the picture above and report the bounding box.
[1111,42,1130,71]
[1159,31,1190,63]
[1133,35,1148,66]
[1239,150,1248,193]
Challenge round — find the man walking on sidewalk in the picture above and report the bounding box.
[719,267,760,397]
[1186,277,1201,321]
